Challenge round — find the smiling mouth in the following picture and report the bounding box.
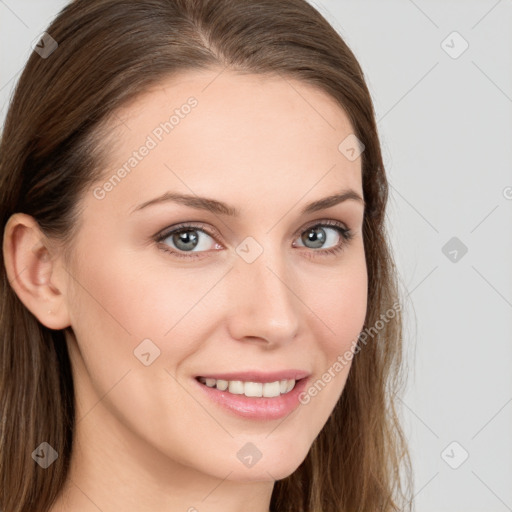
[196,376,301,398]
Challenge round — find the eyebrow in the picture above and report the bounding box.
[130,188,365,216]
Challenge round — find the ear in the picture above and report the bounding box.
[2,213,71,330]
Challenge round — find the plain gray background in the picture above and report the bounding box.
[1,1,511,511]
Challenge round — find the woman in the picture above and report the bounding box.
[0,0,413,511]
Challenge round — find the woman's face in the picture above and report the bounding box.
[61,68,367,483]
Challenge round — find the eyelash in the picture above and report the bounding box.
[154,219,354,260]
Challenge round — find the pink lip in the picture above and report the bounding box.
[195,370,310,383]
[193,375,311,421]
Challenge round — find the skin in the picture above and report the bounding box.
[3,68,367,512]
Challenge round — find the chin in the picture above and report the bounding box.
[221,447,310,482]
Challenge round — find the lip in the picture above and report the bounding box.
[195,370,311,383]
[193,374,311,421]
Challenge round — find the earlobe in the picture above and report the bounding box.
[2,213,71,330]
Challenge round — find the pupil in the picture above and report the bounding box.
[303,227,325,249]
[174,230,199,251]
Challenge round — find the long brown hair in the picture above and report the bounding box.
[0,1,413,510]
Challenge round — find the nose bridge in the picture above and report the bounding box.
[227,239,300,344]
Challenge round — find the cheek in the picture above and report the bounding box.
[291,246,368,417]
[329,269,367,349]
[308,246,368,352]
[69,240,187,334]
[66,242,231,374]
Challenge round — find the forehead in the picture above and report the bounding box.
[92,68,363,214]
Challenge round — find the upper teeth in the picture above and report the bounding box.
[198,377,296,397]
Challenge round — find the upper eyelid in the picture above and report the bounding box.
[156,221,217,241]
[293,218,349,236]
[156,218,349,242]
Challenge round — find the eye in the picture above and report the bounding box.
[292,219,354,258]
[155,222,219,259]
[154,219,354,260]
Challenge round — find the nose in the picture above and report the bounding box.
[225,247,300,347]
